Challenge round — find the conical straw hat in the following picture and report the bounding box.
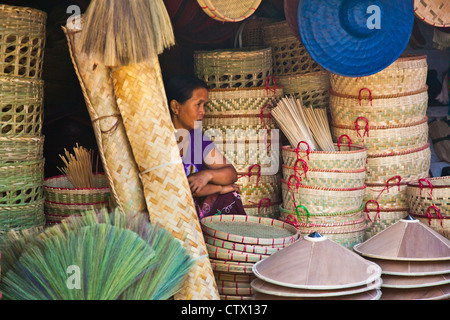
[253,289,382,300]
[252,232,382,290]
[251,277,382,298]
[353,216,450,261]
[381,273,450,289]
[111,60,219,300]
[380,283,450,300]
[62,20,146,214]
[365,257,450,276]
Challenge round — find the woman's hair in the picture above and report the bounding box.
[164,75,208,107]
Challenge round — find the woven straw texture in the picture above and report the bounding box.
[279,205,365,225]
[237,173,281,204]
[0,136,44,162]
[0,199,45,238]
[364,182,409,212]
[366,144,431,185]
[263,20,323,76]
[194,47,272,89]
[0,5,46,79]
[203,114,278,138]
[197,0,261,23]
[329,88,428,127]
[234,17,277,48]
[407,177,450,218]
[63,24,147,214]
[411,214,450,240]
[331,117,429,156]
[277,71,330,108]
[364,208,408,240]
[0,75,43,136]
[281,143,368,171]
[414,1,450,27]
[111,59,219,300]
[329,55,428,96]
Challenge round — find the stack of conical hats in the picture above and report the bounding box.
[353,216,450,300]
[251,232,382,300]
[200,215,301,300]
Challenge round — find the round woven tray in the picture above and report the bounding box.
[414,1,450,27]
[329,54,428,96]
[331,117,429,156]
[197,0,261,23]
[200,214,300,246]
[263,20,323,76]
[207,243,268,263]
[281,180,366,213]
[281,141,368,172]
[276,71,330,108]
[407,177,450,217]
[0,135,44,162]
[209,258,255,274]
[205,236,284,255]
[194,47,272,89]
[329,87,428,127]
[0,5,47,79]
[366,144,431,185]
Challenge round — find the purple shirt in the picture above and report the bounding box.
[182,129,214,177]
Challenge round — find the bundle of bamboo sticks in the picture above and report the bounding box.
[272,97,334,152]
[58,144,98,189]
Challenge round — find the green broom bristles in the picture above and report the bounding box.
[0,209,194,300]
[80,0,175,67]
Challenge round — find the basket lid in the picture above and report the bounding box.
[353,217,450,261]
[252,232,382,290]
[297,0,414,77]
[414,0,450,27]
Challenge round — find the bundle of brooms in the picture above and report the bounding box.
[0,209,194,300]
[71,0,219,299]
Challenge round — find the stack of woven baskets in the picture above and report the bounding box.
[200,214,300,300]
[0,5,47,243]
[279,139,368,249]
[263,20,330,110]
[329,54,431,239]
[195,47,284,218]
[406,177,450,239]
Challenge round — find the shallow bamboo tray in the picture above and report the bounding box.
[0,5,47,79]
[197,0,261,23]
[205,236,284,255]
[329,55,428,96]
[414,1,450,28]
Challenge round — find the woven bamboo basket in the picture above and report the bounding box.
[0,5,47,79]
[221,294,253,301]
[216,279,252,289]
[215,272,257,283]
[331,117,429,156]
[244,202,281,219]
[210,260,255,275]
[206,243,269,263]
[201,214,300,246]
[263,20,323,76]
[406,177,450,217]
[197,0,261,23]
[234,17,277,48]
[364,202,408,239]
[194,47,272,89]
[364,179,409,211]
[44,201,109,221]
[279,205,365,226]
[0,199,45,235]
[0,159,44,206]
[281,140,367,172]
[218,286,254,296]
[0,136,44,162]
[410,211,450,240]
[276,71,330,109]
[237,171,281,205]
[414,1,450,28]
[205,236,284,255]
[206,85,284,116]
[329,87,429,127]
[63,24,147,214]
[282,164,366,189]
[329,55,428,96]
[281,179,367,213]
[366,144,431,185]
[111,59,219,300]
[202,114,279,138]
[0,75,43,136]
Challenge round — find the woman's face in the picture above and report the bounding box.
[172,87,208,131]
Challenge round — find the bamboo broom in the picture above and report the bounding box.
[63,19,147,214]
[78,0,219,300]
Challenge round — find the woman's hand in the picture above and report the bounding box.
[220,184,240,195]
[187,170,213,195]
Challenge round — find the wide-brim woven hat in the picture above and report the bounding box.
[297,0,415,77]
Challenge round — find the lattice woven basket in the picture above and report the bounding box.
[406,177,450,217]
[366,144,431,185]
[329,87,429,127]
[329,54,428,96]
[197,0,261,23]
[194,47,272,89]
[0,75,43,136]
[331,117,429,156]
[277,71,330,108]
[263,20,323,76]
[0,5,47,79]
[0,199,45,235]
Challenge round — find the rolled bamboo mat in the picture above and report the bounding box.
[111,59,219,300]
[63,23,146,214]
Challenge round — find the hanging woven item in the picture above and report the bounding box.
[414,0,450,27]
[196,0,261,23]
[297,0,415,77]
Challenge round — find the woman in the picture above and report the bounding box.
[164,75,246,219]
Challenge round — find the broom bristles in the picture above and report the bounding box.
[80,0,175,67]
